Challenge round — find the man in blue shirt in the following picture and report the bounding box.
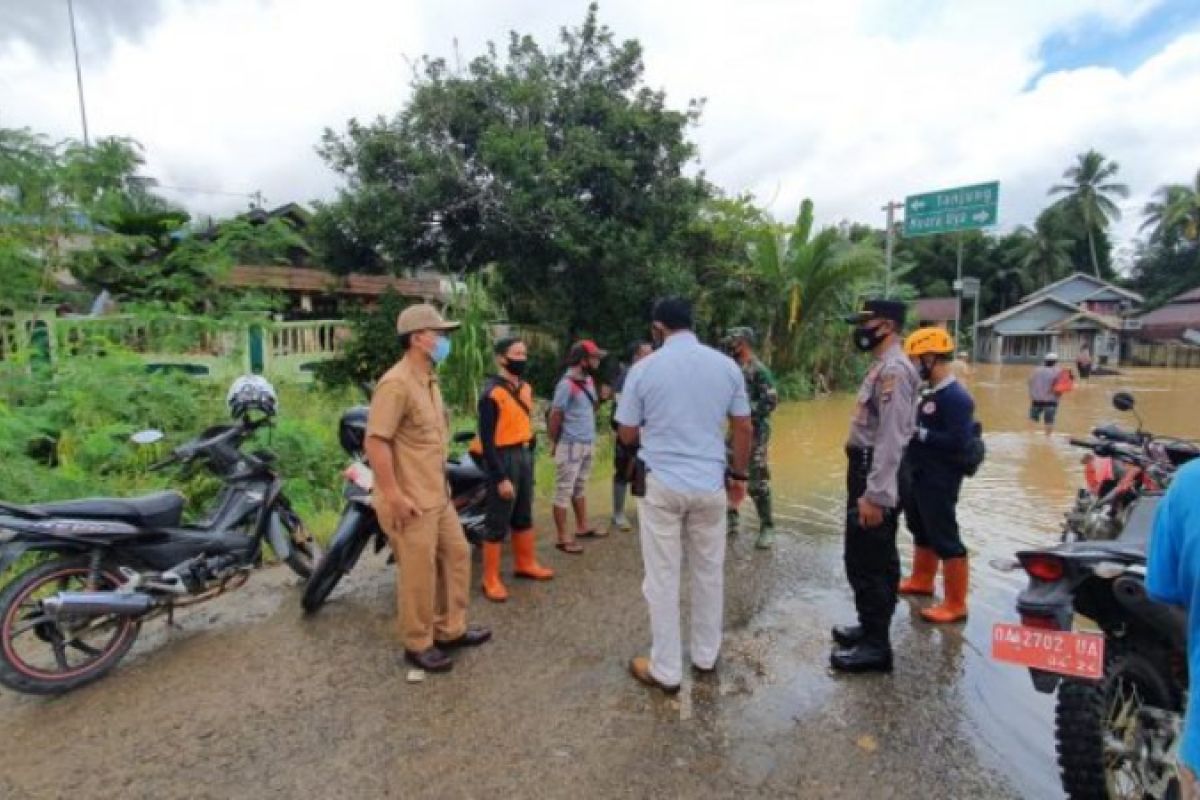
[616,297,753,693]
[1147,459,1200,793]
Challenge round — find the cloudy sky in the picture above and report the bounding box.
[2,0,1199,264]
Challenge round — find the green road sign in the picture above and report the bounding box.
[904,181,999,237]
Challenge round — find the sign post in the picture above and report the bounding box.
[903,182,1000,238]
[904,181,999,356]
[961,278,981,360]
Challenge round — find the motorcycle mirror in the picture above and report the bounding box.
[131,429,165,445]
[1112,392,1136,412]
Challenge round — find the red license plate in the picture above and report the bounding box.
[991,623,1105,680]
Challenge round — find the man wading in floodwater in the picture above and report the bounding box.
[831,300,919,674]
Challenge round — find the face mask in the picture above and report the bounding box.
[505,359,528,378]
[918,358,934,382]
[853,325,887,353]
[431,336,452,365]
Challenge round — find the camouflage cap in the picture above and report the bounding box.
[726,326,756,345]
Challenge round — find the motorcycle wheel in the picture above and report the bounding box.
[1055,643,1178,800]
[278,502,321,580]
[0,556,141,696]
[301,516,371,614]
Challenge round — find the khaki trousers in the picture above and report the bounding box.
[383,501,471,651]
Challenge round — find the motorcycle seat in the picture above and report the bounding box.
[27,491,186,529]
[448,458,487,496]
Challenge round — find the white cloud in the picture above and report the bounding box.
[2,0,1197,268]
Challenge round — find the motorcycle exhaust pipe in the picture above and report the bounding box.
[42,591,155,618]
[1112,575,1188,651]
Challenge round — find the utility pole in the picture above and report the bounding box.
[953,234,964,349]
[881,200,903,298]
[67,0,90,147]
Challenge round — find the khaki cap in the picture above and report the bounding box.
[396,303,461,336]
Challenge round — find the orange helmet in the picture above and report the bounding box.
[904,327,955,358]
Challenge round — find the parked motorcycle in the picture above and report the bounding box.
[995,392,1196,798]
[1062,391,1197,542]
[300,405,488,614]
[0,377,320,695]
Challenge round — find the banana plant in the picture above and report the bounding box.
[748,199,882,371]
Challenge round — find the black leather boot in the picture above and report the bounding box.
[830,624,864,649]
[830,640,893,674]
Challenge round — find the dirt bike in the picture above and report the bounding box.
[994,393,1195,798]
[1062,391,1197,542]
[300,405,488,614]
[0,412,320,695]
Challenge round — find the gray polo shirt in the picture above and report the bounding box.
[552,371,598,444]
[615,332,751,494]
[1029,366,1059,404]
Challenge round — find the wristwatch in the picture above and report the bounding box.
[726,470,749,482]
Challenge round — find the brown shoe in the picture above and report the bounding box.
[404,647,453,673]
[629,656,680,695]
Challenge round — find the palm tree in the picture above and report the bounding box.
[749,199,881,371]
[1015,224,1074,287]
[1141,169,1200,245]
[1048,149,1130,277]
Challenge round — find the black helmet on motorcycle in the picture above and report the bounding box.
[227,375,278,420]
[338,406,368,457]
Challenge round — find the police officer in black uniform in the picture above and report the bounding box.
[831,300,920,674]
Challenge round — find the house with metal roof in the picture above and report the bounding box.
[975,273,1143,365]
[1137,287,1200,343]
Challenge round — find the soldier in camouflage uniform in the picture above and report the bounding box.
[723,327,780,549]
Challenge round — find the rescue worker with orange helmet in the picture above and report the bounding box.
[470,337,554,602]
[897,327,976,624]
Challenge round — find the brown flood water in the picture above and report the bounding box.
[768,364,1200,797]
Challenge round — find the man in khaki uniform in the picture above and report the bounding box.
[365,304,491,673]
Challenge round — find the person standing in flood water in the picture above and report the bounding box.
[1028,353,1066,435]
[831,300,919,674]
[897,328,976,625]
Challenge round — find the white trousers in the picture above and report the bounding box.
[638,473,728,687]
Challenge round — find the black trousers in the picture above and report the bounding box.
[479,445,534,542]
[901,457,967,560]
[843,447,900,647]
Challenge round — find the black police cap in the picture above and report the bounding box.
[844,299,907,327]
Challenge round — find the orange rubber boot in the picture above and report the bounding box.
[481,541,509,602]
[898,547,938,596]
[512,529,554,580]
[921,557,969,624]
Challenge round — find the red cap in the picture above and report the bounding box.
[577,340,607,357]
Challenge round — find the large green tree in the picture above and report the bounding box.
[1015,219,1074,288]
[1048,149,1129,278]
[1141,169,1200,247]
[315,5,709,345]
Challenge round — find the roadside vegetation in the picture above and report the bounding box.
[2,3,1198,524]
